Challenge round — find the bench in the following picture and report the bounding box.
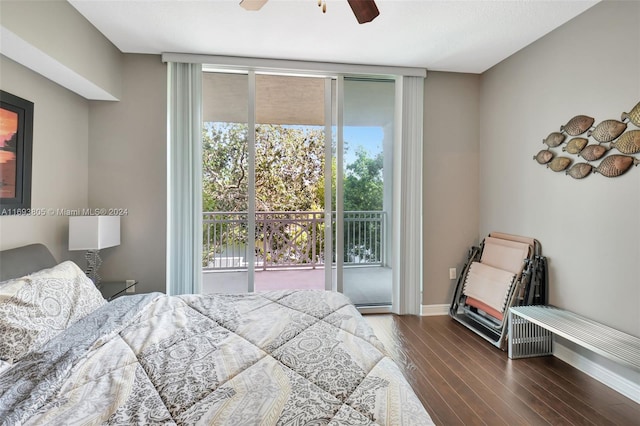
[507,305,640,371]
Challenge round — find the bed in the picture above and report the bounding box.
[0,244,433,425]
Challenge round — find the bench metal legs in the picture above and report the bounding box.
[508,310,553,359]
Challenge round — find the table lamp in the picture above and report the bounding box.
[69,215,120,287]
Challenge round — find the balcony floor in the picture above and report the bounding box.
[202,266,392,306]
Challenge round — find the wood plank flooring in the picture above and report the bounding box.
[364,314,639,426]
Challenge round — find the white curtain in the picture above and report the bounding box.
[393,75,424,315]
[166,62,203,295]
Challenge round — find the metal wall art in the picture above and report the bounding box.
[588,120,627,143]
[566,163,593,179]
[547,157,572,172]
[563,137,588,154]
[610,130,640,154]
[593,154,640,177]
[533,101,640,179]
[621,101,640,127]
[542,132,566,148]
[578,144,608,161]
[560,115,594,136]
[534,149,554,164]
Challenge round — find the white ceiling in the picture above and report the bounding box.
[68,0,599,74]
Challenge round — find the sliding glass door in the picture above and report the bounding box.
[202,71,335,294]
[253,74,330,291]
[201,71,395,308]
[339,78,394,307]
[201,72,250,293]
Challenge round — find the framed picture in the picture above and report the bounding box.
[0,90,33,215]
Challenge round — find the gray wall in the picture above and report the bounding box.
[479,1,639,336]
[0,56,89,263]
[88,54,167,294]
[422,72,480,306]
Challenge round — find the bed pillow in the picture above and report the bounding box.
[0,261,106,363]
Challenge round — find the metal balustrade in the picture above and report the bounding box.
[203,211,386,270]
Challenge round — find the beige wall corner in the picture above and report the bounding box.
[88,54,167,294]
[0,0,122,100]
[422,71,481,306]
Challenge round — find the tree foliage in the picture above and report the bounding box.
[203,123,326,212]
[202,123,248,212]
[254,125,325,211]
[203,122,384,213]
[344,147,383,211]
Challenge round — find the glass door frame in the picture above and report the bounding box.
[246,70,256,292]
[203,67,397,313]
[324,77,334,291]
[335,76,344,294]
[246,71,337,293]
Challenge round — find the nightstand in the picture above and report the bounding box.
[99,280,138,301]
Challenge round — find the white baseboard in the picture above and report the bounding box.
[553,341,640,404]
[421,303,449,316]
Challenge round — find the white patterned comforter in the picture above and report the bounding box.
[0,290,433,425]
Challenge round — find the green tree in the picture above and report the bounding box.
[344,147,383,211]
[203,123,384,213]
[202,123,327,265]
[203,122,326,212]
[254,124,325,211]
[202,123,248,212]
[341,147,384,263]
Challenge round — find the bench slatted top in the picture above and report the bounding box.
[510,305,640,371]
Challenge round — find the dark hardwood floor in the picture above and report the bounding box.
[364,314,639,426]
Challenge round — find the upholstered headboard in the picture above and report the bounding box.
[0,244,57,281]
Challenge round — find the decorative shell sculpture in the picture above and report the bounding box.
[543,132,566,148]
[565,163,593,179]
[562,137,588,154]
[535,105,640,179]
[621,101,640,127]
[533,149,554,164]
[578,144,608,162]
[610,130,640,155]
[593,155,640,178]
[547,156,572,172]
[560,115,594,136]
[587,120,627,143]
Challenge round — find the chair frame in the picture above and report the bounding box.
[449,232,548,350]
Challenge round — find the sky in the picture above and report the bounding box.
[343,126,383,166]
[281,124,384,166]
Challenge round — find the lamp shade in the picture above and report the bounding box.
[239,0,268,11]
[69,216,120,250]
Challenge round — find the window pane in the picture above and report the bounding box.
[342,78,395,306]
[202,72,249,293]
[254,74,327,291]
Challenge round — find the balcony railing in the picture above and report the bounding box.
[203,211,386,270]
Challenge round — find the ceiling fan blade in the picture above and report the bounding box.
[240,0,268,11]
[347,0,379,24]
